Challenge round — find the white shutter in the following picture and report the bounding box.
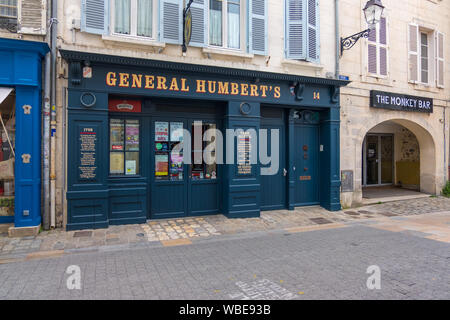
[306,0,319,62]
[249,0,267,55]
[81,0,109,35]
[286,0,306,59]
[17,0,46,35]
[160,0,182,44]
[408,23,419,83]
[436,31,444,88]
[189,0,207,47]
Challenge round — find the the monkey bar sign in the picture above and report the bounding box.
[105,72,282,99]
[370,90,433,113]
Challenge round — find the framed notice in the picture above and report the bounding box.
[110,153,124,174]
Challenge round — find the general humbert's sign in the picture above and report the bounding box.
[370,90,433,113]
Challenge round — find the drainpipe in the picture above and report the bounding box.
[50,0,57,228]
[42,1,51,230]
[335,0,340,78]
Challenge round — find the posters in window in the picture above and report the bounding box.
[155,154,168,176]
[155,122,169,142]
[126,123,139,151]
[170,122,184,142]
[110,153,124,174]
[125,160,136,175]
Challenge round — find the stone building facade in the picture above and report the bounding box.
[339,0,450,207]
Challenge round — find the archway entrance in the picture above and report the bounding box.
[361,120,433,202]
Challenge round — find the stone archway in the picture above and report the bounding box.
[358,119,437,194]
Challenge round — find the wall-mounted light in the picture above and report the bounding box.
[340,0,385,56]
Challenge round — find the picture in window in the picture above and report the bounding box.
[110,118,140,175]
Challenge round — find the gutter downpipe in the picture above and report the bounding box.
[335,0,340,78]
[50,0,57,229]
[42,1,51,230]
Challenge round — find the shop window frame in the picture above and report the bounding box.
[108,115,142,177]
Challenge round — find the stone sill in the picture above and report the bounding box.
[202,47,254,59]
[409,82,442,94]
[102,34,166,48]
[281,59,324,71]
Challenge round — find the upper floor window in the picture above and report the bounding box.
[81,0,267,55]
[209,0,241,49]
[112,0,154,38]
[367,17,388,77]
[0,0,17,19]
[408,23,444,87]
[285,0,320,63]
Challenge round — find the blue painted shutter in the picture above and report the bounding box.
[249,0,267,55]
[189,0,207,47]
[286,0,306,59]
[306,0,319,62]
[160,0,182,44]
[81,0,109,35]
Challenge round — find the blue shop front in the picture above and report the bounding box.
[0,39,49,229]
[61,50,349,231]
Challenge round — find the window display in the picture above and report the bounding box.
[191,122,217,180]
[110,118,140,175]
[155,122,184,180]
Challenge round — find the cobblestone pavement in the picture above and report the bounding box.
[1,196,450,259]
[0,223,448,300]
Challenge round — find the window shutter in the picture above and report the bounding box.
[160,0,182,44]
[286,0,306,60]
[436,31,444,87]
[17,0,46,35]
[306,0,319,62]
[379,17,387,75]
[408,23,419,83]
[81,0,109,35]
[189,0,207,47]
[249,0,267,55]
[368,44,377,74]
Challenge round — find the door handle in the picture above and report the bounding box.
[283,168,287,177]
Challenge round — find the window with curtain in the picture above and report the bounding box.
[113,0,153,38]
[0,0,17,19]
[209,0,241,49]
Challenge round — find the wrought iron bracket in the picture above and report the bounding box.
[340,28,371,56]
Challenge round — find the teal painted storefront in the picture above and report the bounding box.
[61,50,348,231]
[0,39,49,228]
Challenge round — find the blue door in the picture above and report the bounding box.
[150,117,221,219]
[294,125,320,206]
[260,115,287,210]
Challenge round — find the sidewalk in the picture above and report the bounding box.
[1,196,450,260]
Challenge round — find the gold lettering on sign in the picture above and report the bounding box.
[196,80,207,93]
[218,82,229,95]
[180,78,190,92]
[131,74,142,88]
[104,72,284,99]
[313,92,320,100]
[169,78,180,91]
[145,75,155,89]
[106,72,117,86]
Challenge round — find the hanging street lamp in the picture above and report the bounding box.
[340,0,385,56]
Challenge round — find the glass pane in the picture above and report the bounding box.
[228,1,240,49]
[125,152,139,175]
[110,119,124,151]
[110,152,125,175]
[155,121,169,142]
[381,136,393,184]
[209,0,223,46]
[191,122,204,179]
[125,120,139,151]
[115,0,131,35]
[170,122,183,142]
[0,0,17,18]
[366,136,378,185]
[155,153,169,180]
[204,124,217,179]
[170,151,184,181]
[137,0,152,37]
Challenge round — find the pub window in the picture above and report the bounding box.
[110,118,140,175]
[191,121,217,180]
[111,0,154,38]
[155,121,184,181]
